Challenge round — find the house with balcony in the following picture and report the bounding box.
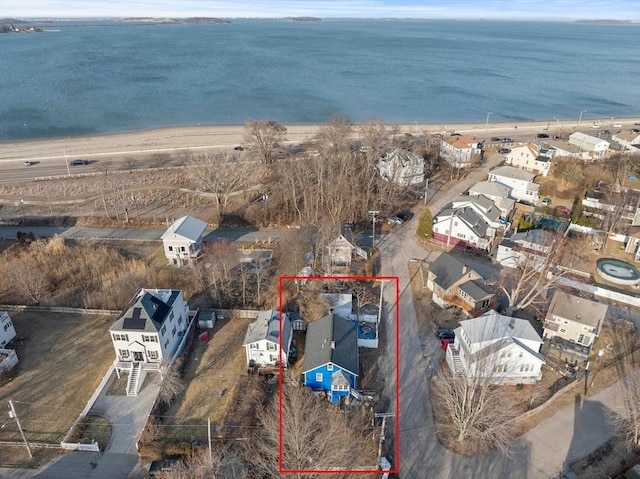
[488,165,539,204]
[376,148,425,186]
[432,201,498,252]
[426,253,497,317]
[303,313,358,403]
[504,142,552,177]
[243,310,292,373]
[542,291,608,357]
[440,135,481,168]
[161,215,208,266]
[110,288,193,395]
[468,181,516,218]
[568,132,610,161]
[445,310,545,384]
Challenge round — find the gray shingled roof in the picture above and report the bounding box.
[303,313,358,376]
[110,289,180,333]
[428,253,478,290]
[161,215,208,242]
[469,181,512,199]
[457,207,490,237]
[546,291,608,329]
[460,310,543,345]
[243,310,292,352]
[458,279,494,301]
[489,165,536,182]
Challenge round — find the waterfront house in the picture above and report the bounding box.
[161,215,208,266]
[110,288,192,395]
[504,142,552,177]
[488,165,539,204]
[439,135,481,168]
[243,310,292,371]
[446,310,545,384]
[376,148,425,186]
[303,313,358,403]
[568,132,609,161]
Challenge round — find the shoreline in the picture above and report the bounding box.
[1,117,638,162]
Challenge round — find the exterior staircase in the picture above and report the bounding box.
[450,348,465,376]
[127,362,142,396]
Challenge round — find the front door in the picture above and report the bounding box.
[133,351,144,362]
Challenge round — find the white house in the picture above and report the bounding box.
[161,215,208,266]
[110,288,192,395]
[612,129,640,153]
[377,148,425,186]
[504,142,552,177]
[568,132,610,161]
[446,310,545,385]
[432,202,497,251]
[0,311,17,348]
[468,181,516,218]
[243,310,293,370]
[324,225,368,270]
[450,194,506,230]
[496,229,556,269]
[488,165,539,204]
[440,135,481,168]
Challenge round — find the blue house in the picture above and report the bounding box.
[303,313,358,403]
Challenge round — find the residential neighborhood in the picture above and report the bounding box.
[1,118,640,479]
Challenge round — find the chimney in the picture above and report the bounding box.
[462,265,468,274]
[508,318,515,329]
[331,340,336,350]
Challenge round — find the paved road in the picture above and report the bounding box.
[376,154,627,478]
[0,225,287,244]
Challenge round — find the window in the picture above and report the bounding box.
[519,352,523,358]
[267,343,276,351]
[559,328,567,333]
[164,339,169,349]
[582,326,590,331]
[178,316,183,326]
[113,333,129,342]
[270,355,278,363]
[148,351,158,360]
[180,246,186,252]
[142,335,157,342]
[170,311,174,322]
[250,343,259,350]
[327,363,333,371]
[172,326,177,337]
[161,326,167,336]
[454,221,459,227]
[168,246,173,252]
[315,373,323,382]
[563,320,569,324]
[458,233,466,239]
[119,349,129,358]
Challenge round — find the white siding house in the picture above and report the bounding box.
[440,135,481,168]
[244,310,293,370]
[446,310,545,384]
[568,132,610,161]
[110,289,191,395]
[468,181,516,218]
[0,311,17,348]
[488,166,539,204]
[377,148,425,186]
[504,142,552,177]
[161,215,208,266]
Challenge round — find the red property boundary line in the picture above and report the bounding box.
[278,275,400,475]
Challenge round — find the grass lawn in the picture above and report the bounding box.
[0,311,115,467]
[160,316,254,445]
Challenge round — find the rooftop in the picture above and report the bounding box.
[110,289,181,333]
[545,290,608,328]
[303,313,358,376]
[489,165,536,182]
[161,215,208,242]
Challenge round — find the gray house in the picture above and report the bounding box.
[243,310,293,370]
[161,215,208,266]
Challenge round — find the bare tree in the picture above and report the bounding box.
[157,447,246,479]
[7,255,50,304]
[603,153,634,191]
[349,281,379,319]
[433,367,517,456]
[599,188,636,251]
[245,383,379,478]
[156,362,185,406]
[244,119,287,164]
[609,368,640,450]
[498,232,592,313]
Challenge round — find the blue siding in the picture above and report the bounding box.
[304,363,357,403]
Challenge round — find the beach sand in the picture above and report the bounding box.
[1,118,638,162]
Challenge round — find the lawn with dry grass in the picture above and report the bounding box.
[0,311,114,467]
[159,316,254,445]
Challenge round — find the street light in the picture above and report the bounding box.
[578,110,587,128]
[485,112,493,131]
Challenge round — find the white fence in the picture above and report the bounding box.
[60,440,100,452]
[0,304,120,315]
[557,277,640,308]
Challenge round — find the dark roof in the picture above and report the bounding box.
[458,279,494,301]
[428,252,479,290]
[110,289,180,333]
[303,313,358,376]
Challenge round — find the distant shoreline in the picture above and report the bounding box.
[2,117,639,163]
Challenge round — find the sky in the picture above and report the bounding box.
[1,0,638,21]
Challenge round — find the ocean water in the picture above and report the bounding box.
[1,19,639,141]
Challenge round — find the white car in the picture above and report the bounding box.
[613,123,622,128]
[591,124,600,129]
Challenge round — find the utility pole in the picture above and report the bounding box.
[9,400,32,458]
[485,111,493,131]
[424,178,429,206]
[374,412,395,470]
[369,211,379,251]
[208,417,212,463]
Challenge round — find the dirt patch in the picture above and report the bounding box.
[0,311,114,468]
[571,436,640,479]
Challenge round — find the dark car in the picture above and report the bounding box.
[397,211,413,221]
[503,137,514,143]
[536,133,549,138]
[490,136,502,141]
[233,146,244,151]
[70,159,89,166]
[498,148,511,154]
[436,328,455,341]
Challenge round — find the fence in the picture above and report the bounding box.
[60,440,100,452]
[0,304,120,315]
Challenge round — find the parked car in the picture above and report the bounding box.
[387,216,403,225]
[612,123,622,128]
[498,148,511,154]
[536,133,549,138]
[69,159,89,166]
[591,124,600,129]
[541,198,552,206]
[490,136,502,141]
[23,161,34,166]
[555,205,572,215]
[233,146,244,151]
[397,211,413,222]
[503,137,514,143]
[436,328,455,341]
